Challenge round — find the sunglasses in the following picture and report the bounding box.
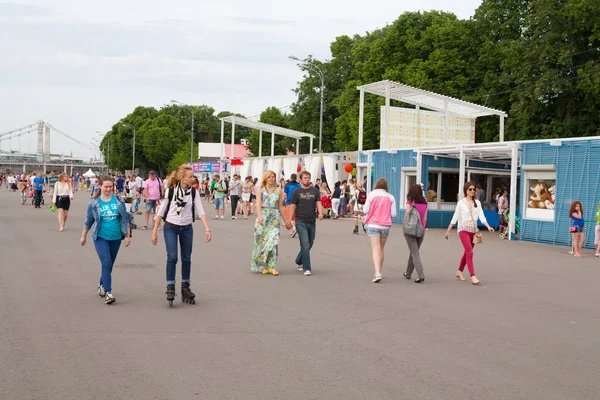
[467,187,475,191]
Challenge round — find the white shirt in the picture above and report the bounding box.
[155,187,206,226]
[450,199,488,232]
[229,178,241,196]
[53,182,74,202]
[135,176,143,188]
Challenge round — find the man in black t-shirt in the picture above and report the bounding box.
[286,171,323,276]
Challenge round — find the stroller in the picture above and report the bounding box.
[498,209,520,240]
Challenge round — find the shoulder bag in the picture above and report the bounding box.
[469,201,483,244]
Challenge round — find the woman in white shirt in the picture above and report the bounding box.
[52,173,74,231]
[152,164,212,307]
[445,181,494,285]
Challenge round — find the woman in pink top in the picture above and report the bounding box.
[363,178,397,283]
[403,184,428,283]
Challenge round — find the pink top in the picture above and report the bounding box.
[145,178,161,200]
[407,201,427,228]
[363,189,397,229]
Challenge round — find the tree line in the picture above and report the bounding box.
[101,0,599,172]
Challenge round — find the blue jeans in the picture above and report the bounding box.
[94,237,122,293]
[164,223,194,284]
[295,222,316,271]
[133,198,140,213]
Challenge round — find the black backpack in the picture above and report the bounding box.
[357,190,367,205]
[161,187,197,223]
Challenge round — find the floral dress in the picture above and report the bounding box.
[250,189,282,272]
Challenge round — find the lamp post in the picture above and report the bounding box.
[171,100,195,163]
[96,131,109,174]
[289,55,324,154]
[121,123,136,174]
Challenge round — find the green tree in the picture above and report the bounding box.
[139,114,184,176]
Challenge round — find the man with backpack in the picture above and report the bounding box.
[284,173,301,238]
[211,174,227,219]
[353,182,367,234]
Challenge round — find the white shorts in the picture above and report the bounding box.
[354,203,364,213]
[595,225,600,245]
[242,193,251,202]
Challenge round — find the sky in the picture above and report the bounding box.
[0,0,483,160]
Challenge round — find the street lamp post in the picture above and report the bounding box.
[289,55,324,153]
[121,123,136,174]
[96,131,109,174]
[171,100,195,163]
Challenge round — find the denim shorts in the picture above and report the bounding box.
[145,199,157,212]
[214,197,224,210]
[573,225,584,233]
[367,227,390,238]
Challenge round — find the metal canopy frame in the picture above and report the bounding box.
[219,116,315,174]
[356,80,508,151]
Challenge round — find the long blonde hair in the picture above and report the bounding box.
[166,165,192,188]
[260,170,276,189]
[58,172,71,188]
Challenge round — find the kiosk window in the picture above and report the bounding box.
[523,170,556,221]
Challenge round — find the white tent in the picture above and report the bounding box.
[82,168,96,178]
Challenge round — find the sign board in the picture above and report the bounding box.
[190,161,227,173]
[380,106,475,149]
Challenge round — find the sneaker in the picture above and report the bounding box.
[104,292,116,304]
[213,216,219,219]
[231,216,236,219]
[297,265,304,272]
[303,270,311,276]
[372,273,382,283]
[220,216,224,220]
[97,284,105,297]
[291,230,297,238]
[595,253,600,258]
[142,226,147,230]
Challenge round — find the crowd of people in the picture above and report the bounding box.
[4,166,600,307]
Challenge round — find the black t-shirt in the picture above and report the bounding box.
[332,187,341,199]
[290,186,321,224]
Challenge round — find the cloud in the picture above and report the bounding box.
[0,2,54,17]
[228,16,296,26]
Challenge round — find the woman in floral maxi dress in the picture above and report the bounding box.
[251,170,286,275]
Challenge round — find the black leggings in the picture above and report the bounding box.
[230,195,240,217]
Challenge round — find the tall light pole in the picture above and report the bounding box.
[171,100,195,163]
[289,55,324,153]
[121,123,136,173]
[96,131,109,174]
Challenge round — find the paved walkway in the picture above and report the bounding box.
[1,188,599,400]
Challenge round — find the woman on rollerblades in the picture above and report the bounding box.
[152,164,211,307]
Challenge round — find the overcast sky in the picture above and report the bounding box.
[0,0,482,160]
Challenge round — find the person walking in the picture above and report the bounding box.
[403,184,428,283]
[352,182,367,234]
[142,171,162,230]
[241,176,253,219]
[52,172,74,231]
[283,173,301,237]
[594,203,600,257]
[569,200,585,257]
[445,181,495,285]
[33,172,44,208]
[331,181,342,219]
[229,174,241,219]
[211,174,227,219]
[285,171,324,276]
[363,178,397,283]
[80,176,131,304]
[152,164,211,306]
[250,170,286,275]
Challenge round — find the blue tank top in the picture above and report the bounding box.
[571,215,584,228]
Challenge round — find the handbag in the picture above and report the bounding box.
[569,226,577,233]
[469,201,483,244]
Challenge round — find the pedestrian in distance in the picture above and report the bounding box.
[250,170,286,275]
[285,171,324,276]
[80,176,131,304]
[403,184,428,283]
[229,174,241,219]
[52,172,74,231]
[569,200,585,257]
[283,173,301,237]
[152,164,211,307]
[142,171,162,230]
[211,174,227,219]
[33,172,44,208]
[445,181,495,285]
[363,178,397,283]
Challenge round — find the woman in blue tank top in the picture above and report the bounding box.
[569,200,585,257]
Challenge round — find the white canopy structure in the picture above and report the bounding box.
[82,168,96,178]
[356,80,508,151]
[220,116,314,156]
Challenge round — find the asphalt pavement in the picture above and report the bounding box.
[1,187,599,400]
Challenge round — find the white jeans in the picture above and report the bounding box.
[331,198,340,216]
